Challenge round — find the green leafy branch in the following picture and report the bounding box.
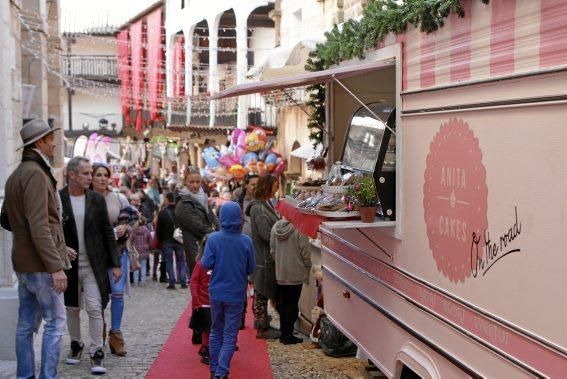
[304,0,490,146]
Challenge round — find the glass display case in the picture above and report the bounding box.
[340,102,396,220]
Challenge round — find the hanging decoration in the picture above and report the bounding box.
[305,0,491,147]
[146,7,164,122]
[116,30,132,125]
[130,20,144,132]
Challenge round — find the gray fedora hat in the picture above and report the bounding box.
[20,118,60,149]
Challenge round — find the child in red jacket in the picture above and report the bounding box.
[189,238,212,365]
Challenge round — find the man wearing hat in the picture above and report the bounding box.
[0,118,70,379]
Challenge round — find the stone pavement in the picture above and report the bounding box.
[268,340,365,379]
[0,278,366,378]
[0,278,190,379]
[265,305,365,379]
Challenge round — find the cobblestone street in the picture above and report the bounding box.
[0,277,366,378]
[268,340,365,379]
[0,278,190,378]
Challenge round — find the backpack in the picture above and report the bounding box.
[318,315,358,357]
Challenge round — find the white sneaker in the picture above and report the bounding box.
[90,349,107,375]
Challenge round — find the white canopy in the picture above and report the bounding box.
[212,59,395,100]
[290,143,323,160]
[246,31,328,80]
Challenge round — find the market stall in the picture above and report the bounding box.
[213,52,400,337]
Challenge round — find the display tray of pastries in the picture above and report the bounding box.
[293,179,325,192]
[286,194,359,218]
[322,172,360,193]
[294,185,323,191]
[314,210,360,218]
[321,184,351,194]
[307,194,359,218]
[298,208,319,215]
[284,195,300,207]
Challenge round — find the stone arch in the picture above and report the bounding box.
[190,19,210,126]
[169,30,187,125]
[243,5,276,129]
[212,9,237,127]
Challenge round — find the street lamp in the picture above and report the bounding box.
[99,118,108,131]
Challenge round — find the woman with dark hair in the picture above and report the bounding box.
[236,173,259,225]
[234,173,259,328]
[245,174,281,339]
[91,163,130,356]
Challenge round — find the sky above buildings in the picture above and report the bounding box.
[60,0,158,32]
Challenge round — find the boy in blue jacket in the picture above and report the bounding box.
[202,201,255,379]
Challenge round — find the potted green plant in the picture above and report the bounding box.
[347,175,378,222]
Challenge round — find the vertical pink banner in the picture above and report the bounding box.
[490,0,515,76]
[540,0,567,67]
[116,30,131,125]
[450,0,472,82]
[420,31,436,88]
[146,8,164,121]
[130,20,145,131]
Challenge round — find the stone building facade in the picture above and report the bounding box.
[0,0,65,360]
[279,0,368,44]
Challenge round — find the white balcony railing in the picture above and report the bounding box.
[62,55,118,79]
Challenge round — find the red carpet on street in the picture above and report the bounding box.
[146,297,273,379]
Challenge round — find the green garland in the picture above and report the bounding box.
[304,0,490,147]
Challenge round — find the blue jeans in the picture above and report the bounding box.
[133,257,147,283]
[16,272,66,379]
[161,243,186,286]
[108,250,129,332]
[209,300,244,376]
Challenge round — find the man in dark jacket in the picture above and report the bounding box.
[175,167,219,278]
[1,119,69,379]
[60,156,121,375]
[156,191,187,289]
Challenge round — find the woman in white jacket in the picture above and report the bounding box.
[270,219,312,344]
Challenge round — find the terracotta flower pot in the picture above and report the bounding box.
[359,206,377,223]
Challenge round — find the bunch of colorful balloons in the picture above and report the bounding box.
[201,127,287,181]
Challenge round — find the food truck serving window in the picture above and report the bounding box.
[211,43,402,231]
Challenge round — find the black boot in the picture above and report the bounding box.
[192,330,202,345]
[159,260,168,282]
[200,346,210,365]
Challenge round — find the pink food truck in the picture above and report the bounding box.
[214,1,567,377]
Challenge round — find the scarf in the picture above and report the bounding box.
[183,188,209,210]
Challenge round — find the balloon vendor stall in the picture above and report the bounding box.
[201,127,287,181]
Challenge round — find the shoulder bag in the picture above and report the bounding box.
[126,239,141,272]
[167,208,183,244]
